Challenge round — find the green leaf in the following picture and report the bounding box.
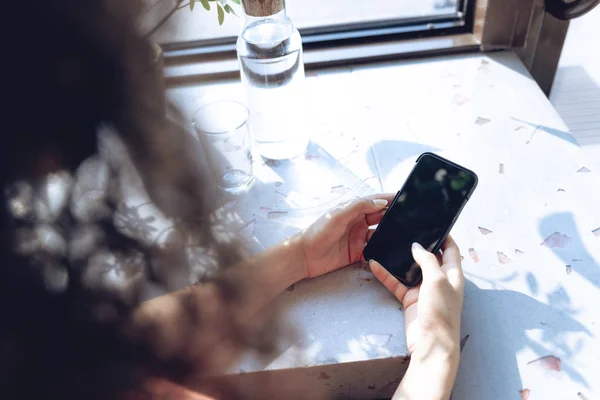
[230,0,241,4]
[217,4,225,25]
[200,0,210,11]
[224,4,238,16]
[189,0,195,10]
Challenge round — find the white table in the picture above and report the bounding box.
[170,51,600,399]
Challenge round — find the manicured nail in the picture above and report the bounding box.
[412,242,424,251]
[373,199,388,207]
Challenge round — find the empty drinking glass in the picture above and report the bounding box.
[193,100,254,193]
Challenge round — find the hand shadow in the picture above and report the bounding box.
[452,279,591,399]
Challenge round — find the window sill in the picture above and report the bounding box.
[164,33,480,86]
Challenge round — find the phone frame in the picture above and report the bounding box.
[363,152,478,287]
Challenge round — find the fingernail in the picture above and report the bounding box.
[368,259,378,269]
[373,199,388,207]
[412,242,424,251]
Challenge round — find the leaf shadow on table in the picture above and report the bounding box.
[539,212,600,289]
[224,140,385,255]
[366,140,439,189]
[453,279,591,399]
[233,263,406,375]
[511,117,580,147]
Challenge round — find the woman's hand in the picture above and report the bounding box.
[299,194,395,279]
[369,237,464,399]
[370,237,464,365]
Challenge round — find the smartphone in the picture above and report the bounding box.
[363,152,478,287]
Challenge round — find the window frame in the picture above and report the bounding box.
[162,0,481,84]
[162,0,571,96]
[161,0,474,53]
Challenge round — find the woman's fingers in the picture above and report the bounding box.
[441,235,461,265]
[329,194,395,227]
[366,228,376,242]
[440,235,464,292]
[369,193,396,204]
[369,260,409,304]
[435,250,444,266]
[365,208,387,226]
[411,242,444,282]
[401,285,420,309]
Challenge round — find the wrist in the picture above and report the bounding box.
[279,234,308,283]
[410,339,460,389]
[413,334,460,365]
[394,341,460,400]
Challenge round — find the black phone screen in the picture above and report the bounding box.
[363,153,477,286]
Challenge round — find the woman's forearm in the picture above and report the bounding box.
[215,235,306,321]
[393,344,460,400]
[130,237,307,370]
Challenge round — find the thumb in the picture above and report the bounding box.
[411,242,443,281]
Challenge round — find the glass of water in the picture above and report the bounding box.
[193,100,254,194]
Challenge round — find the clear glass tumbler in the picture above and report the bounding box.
[193,100,254,193]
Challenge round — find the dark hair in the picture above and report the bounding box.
[0,1,256,398]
